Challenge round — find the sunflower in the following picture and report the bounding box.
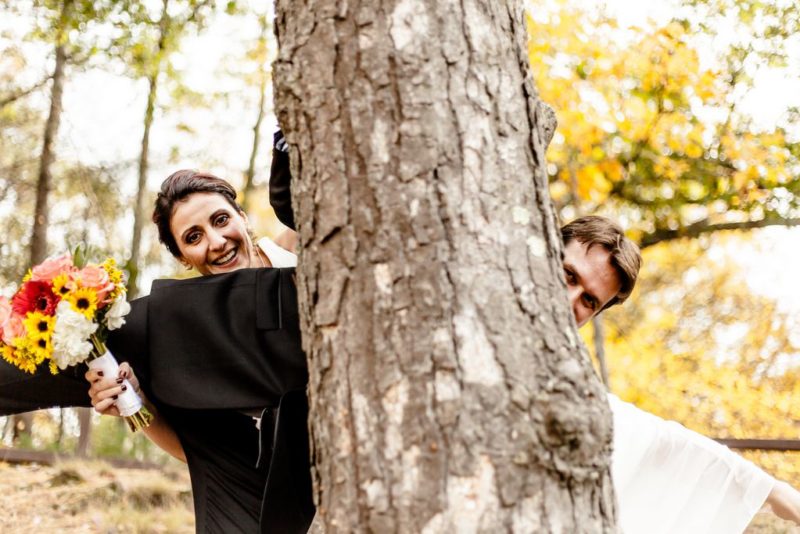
[65,287,99,319]
[51,273,74,298]
[2,340,38,374]
[27,335,51,363]
[23,312,55,340]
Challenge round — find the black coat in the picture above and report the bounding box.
[0,268,314,534]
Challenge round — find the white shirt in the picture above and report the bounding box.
[610,394,774,533]
[257,236,297,268]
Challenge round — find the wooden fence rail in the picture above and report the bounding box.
[0,447,161,469]
[715,439,800,451]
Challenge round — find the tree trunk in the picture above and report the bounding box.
[30,11,69,266]
[75,408,92,456]
[127,0,169,297]
[274,1,615,531]
[242,14,270,214]
[21,0,72,446]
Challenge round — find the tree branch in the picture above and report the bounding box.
[0,75,53,109]
[640,217,800,249]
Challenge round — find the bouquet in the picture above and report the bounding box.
[0,252,152,431]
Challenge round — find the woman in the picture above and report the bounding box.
[86,170,310,533]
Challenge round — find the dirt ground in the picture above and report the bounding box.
[0,459,798,533]
[0,460,193,533]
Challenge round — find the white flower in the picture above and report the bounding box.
[105,296,131,331]
[52,301,98,369]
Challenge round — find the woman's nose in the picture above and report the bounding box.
[207,230,226,250]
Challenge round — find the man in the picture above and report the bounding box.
[556,214,800,532]
[559,215,640,327]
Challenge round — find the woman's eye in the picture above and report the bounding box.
[186,232,201,244]
[582,295,597,310]
[564,269,575,284]
[215,214,229,226]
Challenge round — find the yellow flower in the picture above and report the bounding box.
[2,341,38,374]
[65,287,99,319]
[21,269,32,283]
[102,258,124,285]
[52,273,74,298]
[101,259,126,301]
[23,312,55,340]
[27,335,51,364]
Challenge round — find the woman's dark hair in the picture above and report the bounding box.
[153,170,243,258]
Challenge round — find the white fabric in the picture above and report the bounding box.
[610,394,775,534]
[257,236,297,268]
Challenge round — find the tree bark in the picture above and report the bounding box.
[127,0,169,298]
[274,1,615,531]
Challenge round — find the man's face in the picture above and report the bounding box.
[563,239,622,327]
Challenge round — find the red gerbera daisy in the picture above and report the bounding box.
[11,280,59,316]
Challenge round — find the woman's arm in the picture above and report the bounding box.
[86,363,186,463]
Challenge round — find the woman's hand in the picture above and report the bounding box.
[85,362,187,463]
[85,362,141,417]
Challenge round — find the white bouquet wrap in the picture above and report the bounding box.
[88,351,143,417]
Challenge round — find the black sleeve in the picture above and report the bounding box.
[0,295,150,416]
[145,268,307,410]
[269,130,295,230]
[0,364,90,416]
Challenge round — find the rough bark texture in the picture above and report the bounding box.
[274,1,615,531]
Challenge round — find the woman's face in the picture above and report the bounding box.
[169,192,256,275]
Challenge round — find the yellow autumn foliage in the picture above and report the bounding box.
[586,236,800,484]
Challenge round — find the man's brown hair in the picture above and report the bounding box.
[560,215,642,310]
